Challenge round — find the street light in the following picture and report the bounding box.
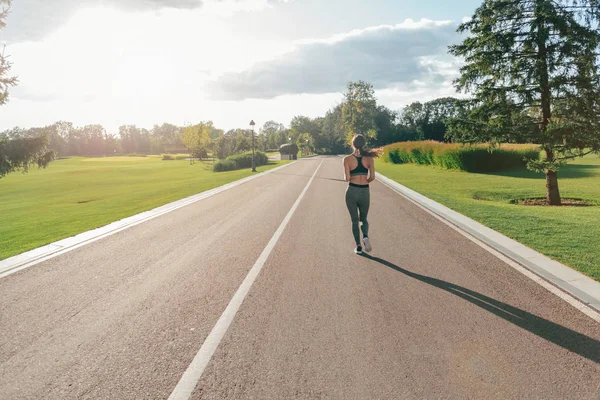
[250,120,256,172]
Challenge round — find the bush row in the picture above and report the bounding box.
[213,151,269,172]
[382,141,540,172]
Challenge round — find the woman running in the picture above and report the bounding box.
[343,134,378,255]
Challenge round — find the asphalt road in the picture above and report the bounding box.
[1,157,599,399]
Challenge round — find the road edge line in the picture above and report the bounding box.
[167,159,324,400]
[0,161,298,279]
[377,172,600,321]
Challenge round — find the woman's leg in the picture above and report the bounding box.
[345,187,361,245]
[358,189,370,239]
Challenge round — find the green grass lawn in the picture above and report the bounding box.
[0,156,286,260]
[377,154,600,281]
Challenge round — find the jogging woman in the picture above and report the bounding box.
[343,134,378,255]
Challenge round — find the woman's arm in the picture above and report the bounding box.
[343,157,351,182]
[367,157,375,183]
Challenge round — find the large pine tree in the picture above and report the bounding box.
[449,0,600,205]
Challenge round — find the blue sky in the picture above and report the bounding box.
[0,0,482,132]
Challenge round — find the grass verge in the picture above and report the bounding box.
[1,156,287,260]
[377,154,600,281]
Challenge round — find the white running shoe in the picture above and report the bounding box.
[363,237,372,253]
[354,246,363,255]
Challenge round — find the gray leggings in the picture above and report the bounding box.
[345,185,370,245]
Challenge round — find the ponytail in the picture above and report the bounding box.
[352,134,381,158]
[359,147,381,158]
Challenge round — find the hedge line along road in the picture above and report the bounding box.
[1,157,598,399]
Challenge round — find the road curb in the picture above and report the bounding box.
[377,172,600,313]
[0,161,297,279]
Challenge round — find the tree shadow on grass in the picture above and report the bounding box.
[361,254,600,364]
[482,164,598,180]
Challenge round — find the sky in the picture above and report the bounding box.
[0,0,482,133]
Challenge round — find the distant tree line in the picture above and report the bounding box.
[0,82,478,179]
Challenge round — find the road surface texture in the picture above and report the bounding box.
[1,157,599,399]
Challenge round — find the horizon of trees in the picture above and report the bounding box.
[0,85,466,161]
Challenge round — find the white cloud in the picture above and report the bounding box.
[9,6,290,102]
[208,19,459,100]
[2,0,281,42]
[1,12,462,132]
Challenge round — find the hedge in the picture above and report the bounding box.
[162,154,188,160]
[213,151,269,172]
[382,141,540,172]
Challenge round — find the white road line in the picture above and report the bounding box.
[377,178,600,323]
[168,159,324,400]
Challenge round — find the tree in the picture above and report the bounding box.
[214,135,232,159]
[180,122,213,161]
[371,105,398,147]
[151,123,183,154]
[82,124,107,156]
[341,81,378,143]
[138,128,151,154]
[260,121,286,150]
[296,132,314,155]
[118,125,151,154]
[104,133,121,155]
[119,125,140,154]
[449,0,600,205]
[0,132,55,178]
[288,116,321,153]
[234,129,251,153]
[290,116,320,139]
[321,105,347,154]
[401,98,467,142]
[0,0,17,106]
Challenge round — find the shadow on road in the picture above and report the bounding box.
[362,254,600,364]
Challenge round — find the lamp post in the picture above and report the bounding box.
[250,120,256,172]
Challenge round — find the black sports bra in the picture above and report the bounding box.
[349,155,369,176]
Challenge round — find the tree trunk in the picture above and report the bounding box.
[545,169,561,205]
[536,10,560,205]
[544,148,561,205]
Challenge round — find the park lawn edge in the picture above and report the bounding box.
[1,160,288,260]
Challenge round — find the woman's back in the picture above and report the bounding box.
[345,154,372,185]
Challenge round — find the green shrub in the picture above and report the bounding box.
[213,151,269,172]
[382,141,540,172]
[122,153,148,157]
[213,159,236,172]
[162,154,190,161]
